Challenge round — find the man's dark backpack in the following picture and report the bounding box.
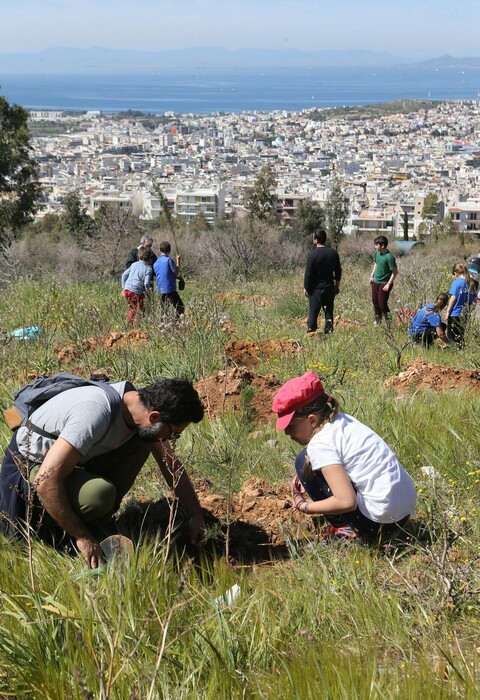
[0,373,122,538]
[4,372,121,438]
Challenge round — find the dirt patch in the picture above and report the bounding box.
[118,477,314,564]
[225,338,301,368]
[55,330,149,363]
[334,316,365,330]
[300,316,365,333]
[215,292,273,306]
[194,366,281,424]
[219,319,237,335]
[385,358,480,393]
[196,477,307,542]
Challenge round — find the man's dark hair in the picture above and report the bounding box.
[159,241,172,254]
[138,379,204,424]
[374,235,388,247]
[313,229,327,245]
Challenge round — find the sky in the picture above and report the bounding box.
[1,0,479,58]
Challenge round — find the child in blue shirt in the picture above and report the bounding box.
[408,293,449,347]
[446,263,476,347]
[153,241,185,317]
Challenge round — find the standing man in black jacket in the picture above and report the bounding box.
[125,234,158,270]
[304,228,342,334]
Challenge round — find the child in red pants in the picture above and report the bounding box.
[121,246,153,323]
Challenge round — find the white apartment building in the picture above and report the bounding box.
[351,208,396,235]
[140,186,225,225]
[174,187,225,225]
[448,199,480,233]
[88,190,134,216]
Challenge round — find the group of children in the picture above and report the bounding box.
[370,235,478,348]
[121,237,184,323]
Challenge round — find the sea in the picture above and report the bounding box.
[1,66,480,115]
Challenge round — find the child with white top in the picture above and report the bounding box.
[272,371,417,544]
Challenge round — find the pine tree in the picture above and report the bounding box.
[0,96,40,243]
[324,180,349,249]
[294,198,325,241]
[243,165,277,221]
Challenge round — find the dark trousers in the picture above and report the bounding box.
[161,292,185,317]
[414,322,446,348]
[0,431,151,538]
[294,449,406,541]
[371,281,392,322]
[447,316,465,347]
[307,286,335,333]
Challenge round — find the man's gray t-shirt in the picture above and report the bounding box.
[16,382,136,463]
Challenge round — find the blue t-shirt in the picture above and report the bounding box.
[448,278,469,317]
[408,304,442,337]
[153,255,177,293]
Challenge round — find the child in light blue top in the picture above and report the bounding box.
[122,247,153,294]
[121,246,153,323]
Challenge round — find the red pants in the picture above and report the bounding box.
[123,290,145,324]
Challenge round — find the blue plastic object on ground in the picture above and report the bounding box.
[11,326,43,340]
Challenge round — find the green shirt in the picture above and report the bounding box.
[373,250,397,285]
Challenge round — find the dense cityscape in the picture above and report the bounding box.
[29,98,480,238]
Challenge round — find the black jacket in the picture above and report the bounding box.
[125,247,158,270]
[304,246,342,293]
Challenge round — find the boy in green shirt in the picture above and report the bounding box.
[369,235,398,324]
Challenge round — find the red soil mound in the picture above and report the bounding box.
[225,338,301,367]
[194,366,281,424]
[385,358,480,393]
[55,330,148,363]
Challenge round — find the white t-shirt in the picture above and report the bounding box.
[307,413,417,523]
[16,382,136,463]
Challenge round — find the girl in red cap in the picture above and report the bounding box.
[272,371,417,544]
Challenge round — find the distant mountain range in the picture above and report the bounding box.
[412,54,480,69]
[1,46,403,73]
[0,47,479,74]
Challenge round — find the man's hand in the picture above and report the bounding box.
[77,535,106,569]
[188,510,206,545]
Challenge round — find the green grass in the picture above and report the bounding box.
[0,247,479,698]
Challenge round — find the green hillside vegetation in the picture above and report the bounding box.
[308,98,443,121]
[28,120,87,137]
[0,224,479,698]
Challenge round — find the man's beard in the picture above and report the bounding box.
[137,423,164,442]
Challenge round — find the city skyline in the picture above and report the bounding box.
[1,0,478,59]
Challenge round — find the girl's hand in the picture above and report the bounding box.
[291,477,311,513]
[291,476,305,498]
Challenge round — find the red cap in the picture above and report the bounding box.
[272,371,324,431]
